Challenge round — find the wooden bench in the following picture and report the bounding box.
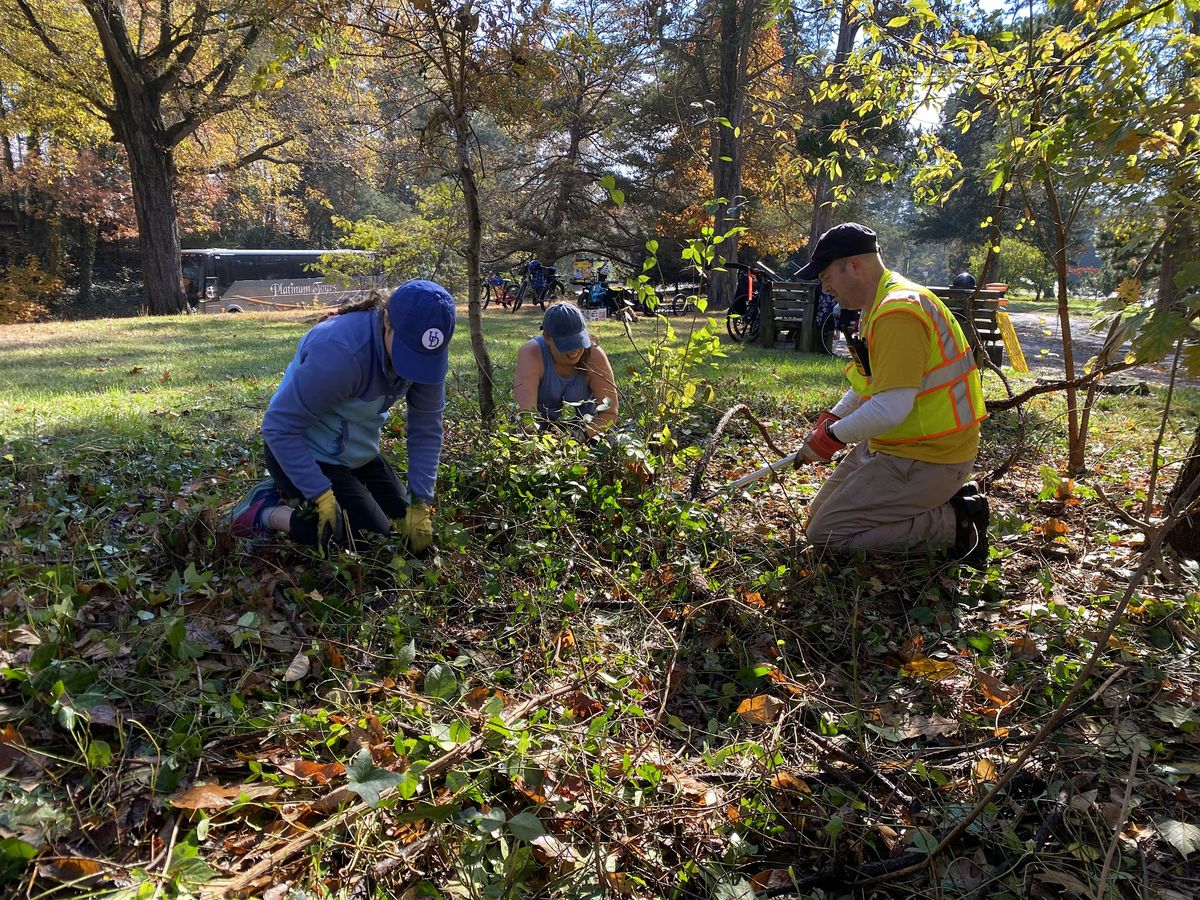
[757,281,819,350]
[759,280,1006,366]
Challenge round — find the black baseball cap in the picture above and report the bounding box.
[796,223,880,279]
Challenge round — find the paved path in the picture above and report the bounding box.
[1008,310,1192,388]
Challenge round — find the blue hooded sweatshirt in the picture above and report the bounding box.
[261,308,445,503]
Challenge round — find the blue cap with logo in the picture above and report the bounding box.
[541,301,591,354]
[387,280,456,384]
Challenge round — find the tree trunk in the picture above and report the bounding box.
[1040,171,1083,473]
[804,2,858,258]
[122,122,187,314]
[78,221,98,306]
[707,0,758,310]
[1166,423,1200,558]
[45,213,64,276]
[543,69,586,265]
[1156,12,1200,555]
[86,0,187,315]
[455,106,494,424]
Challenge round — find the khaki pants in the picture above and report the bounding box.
[805,442,976,552]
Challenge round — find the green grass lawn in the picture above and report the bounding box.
[1003,293,1102,317]
[0,307,846,441]
[2,306,1199,898]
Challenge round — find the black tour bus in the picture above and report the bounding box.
[181,249,385,313]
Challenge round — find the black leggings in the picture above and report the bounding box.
[264,445,408,546]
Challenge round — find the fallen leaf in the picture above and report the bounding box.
[169,782,280,810]
[531,833,582,874]
[770,770,810,794]
[973,758,999,784]
[739,590,765,608]
[896,714,959,740]
[462,687,507,711]
[8,626,42,646]
[1157,818,1200,858]
[603,872,635,896]
[36,857,104,883]
[325,643,345,668]
[667,770,721,806]
[902,655,959,681]
[559,690,603,720]
[1040,518,1070,537]
[750,869,795,890]
[0,725,42,777]
[737,695,784,725]
[944,857,987,891]
[160,370,171,383]
[553,628,575,650]
[278,759,346,784]
[1033,868,1090,895]
[763,666,807,696]
[84,701,121,728]
[283,652,311,683]
[975,670,1022,709]
[1008,634,1040,659]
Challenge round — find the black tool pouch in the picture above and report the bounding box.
[846,336,872,376]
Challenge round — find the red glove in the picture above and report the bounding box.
[794,411,840,468]
[804,418,847,463]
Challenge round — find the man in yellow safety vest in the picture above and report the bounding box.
[794,223,990,567]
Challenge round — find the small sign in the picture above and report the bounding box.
[583,308,608,321]
[574,258,598,282]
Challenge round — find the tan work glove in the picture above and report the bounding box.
[314,488,342,557]
[400,500,434,554]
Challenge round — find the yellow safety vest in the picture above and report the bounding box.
[844,271,987,445]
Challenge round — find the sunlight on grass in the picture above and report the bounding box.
[0,307,849,437]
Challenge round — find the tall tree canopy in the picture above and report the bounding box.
[1,0,337,312]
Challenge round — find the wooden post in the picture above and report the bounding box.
[759,281,776,348]
[799,282,818,352]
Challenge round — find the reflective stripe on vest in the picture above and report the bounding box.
[846,271,987,445]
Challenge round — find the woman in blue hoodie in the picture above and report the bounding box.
[229,280,456,555]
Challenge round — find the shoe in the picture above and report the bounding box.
[954,480,981,499]
[230,478,280,537]
[950,489,990,569]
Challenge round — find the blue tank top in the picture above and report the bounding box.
[535,336,595,421]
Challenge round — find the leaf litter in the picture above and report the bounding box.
[1,375,1199,897]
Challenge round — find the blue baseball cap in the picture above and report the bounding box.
[541,302,591,354]
[387,280,456,383]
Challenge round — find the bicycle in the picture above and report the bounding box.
[510,259,566,312]
[725,262,780,343]
[482,273,516,309]
[576,263,639,317]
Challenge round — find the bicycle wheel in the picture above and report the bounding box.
[482,283,493,309]
[511,279,528,312]
[746,307,761,343]
[536,281,564,310]
[671,293,695,316]
[817,314,837,355]
[726,312,748,342]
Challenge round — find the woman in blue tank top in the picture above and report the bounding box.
[513,302,618,438]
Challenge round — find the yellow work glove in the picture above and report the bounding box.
[314,488,341,557]
[400,500,434,554]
